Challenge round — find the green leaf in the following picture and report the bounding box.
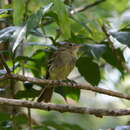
[0,113,10,121]
[26,3,53,34]
[12,25,26,52]
[76,57,100,85]
[42,2,54,14]
[15,114,28,124]
[111,31,130,48]
[80,44,107,58]
[43,120,83,130]
[16,89,39,99]
[14,56,35,63]
[0,9,13,15]
[102,46,125,73]
[26,9,43,34]
[55,86,80,101]
[27,49,49,77]
[0,120,12,129]
[0,26,17,42]
[13,0,25,25]
[52,0,71,39]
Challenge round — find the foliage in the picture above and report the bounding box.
[0,0,130,129]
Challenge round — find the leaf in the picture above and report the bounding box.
[0,26,17,42]
[12,25,26,52]
[0,9,13,15]
[0,113,10,121]
[119,25,130,32]
[26,3,53,34]
[27,49,49,77]
[15,114,28,124]
[13,0,25,25]
[0,69,7,75]
[76,57,100,85]
[30,29,44,37]
[42,2,54,14]
[16,89,39,99]
[80,44,107,58]
[52,0,71,39]
[43,121,83,130]
[111,31,130,48]
[14,56,35,63]
[0,120,12,129]
[102,46,125,73]
[26,9,43,34]
[55,86,80,101]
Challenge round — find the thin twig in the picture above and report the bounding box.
[0,54,11,73]
[27,108,32,130]
[4,73,130,101]
[70,0,106,14]
[102,24,130,74]
[0,97,130,117]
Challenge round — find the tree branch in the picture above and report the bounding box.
[70,0,106,14]
[3,73,130,101]
[102,24,130,74]
[0,97,130,117]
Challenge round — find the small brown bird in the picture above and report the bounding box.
[37,43,81,102]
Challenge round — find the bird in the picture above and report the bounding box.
[37,43,81,102]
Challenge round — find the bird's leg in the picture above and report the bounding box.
[63,78,77,86]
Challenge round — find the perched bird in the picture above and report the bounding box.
[37,43,81,102]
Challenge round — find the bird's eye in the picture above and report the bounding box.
[69,43,73,46]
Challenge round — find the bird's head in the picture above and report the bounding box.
[59,43,82,57]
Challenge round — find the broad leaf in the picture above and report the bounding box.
[12,25,26,52]
[102,46,125,73]
[13,0,25,25]
[0,26,17,42]
[76,57,100,85]
[26,3,53,34]
[16,89,39,99]
[80,44,107,58]
[14,56,35,63]
[55,86,80,101]
[0,9,13,15]
[27,49,49,77]
[51,0,71,39]
[111,31,130,48]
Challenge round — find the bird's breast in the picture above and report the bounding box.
[49,51,76,80]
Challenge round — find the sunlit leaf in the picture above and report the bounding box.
[13,0,25,25]
[12,25,26,52]
[0,9,13,15]
[28,49,49,77]
[51,0,71,39]
[0,26,17,42]
[42,2,54,15]
[14,56,35,63]
[26,3,53,34]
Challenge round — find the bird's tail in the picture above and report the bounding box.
[37,87,53,102]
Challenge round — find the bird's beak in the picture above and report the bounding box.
[74,44,83,48]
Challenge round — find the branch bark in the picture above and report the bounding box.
[70,0,106,14]
[2,73,130,101]
[0,97,130,117]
